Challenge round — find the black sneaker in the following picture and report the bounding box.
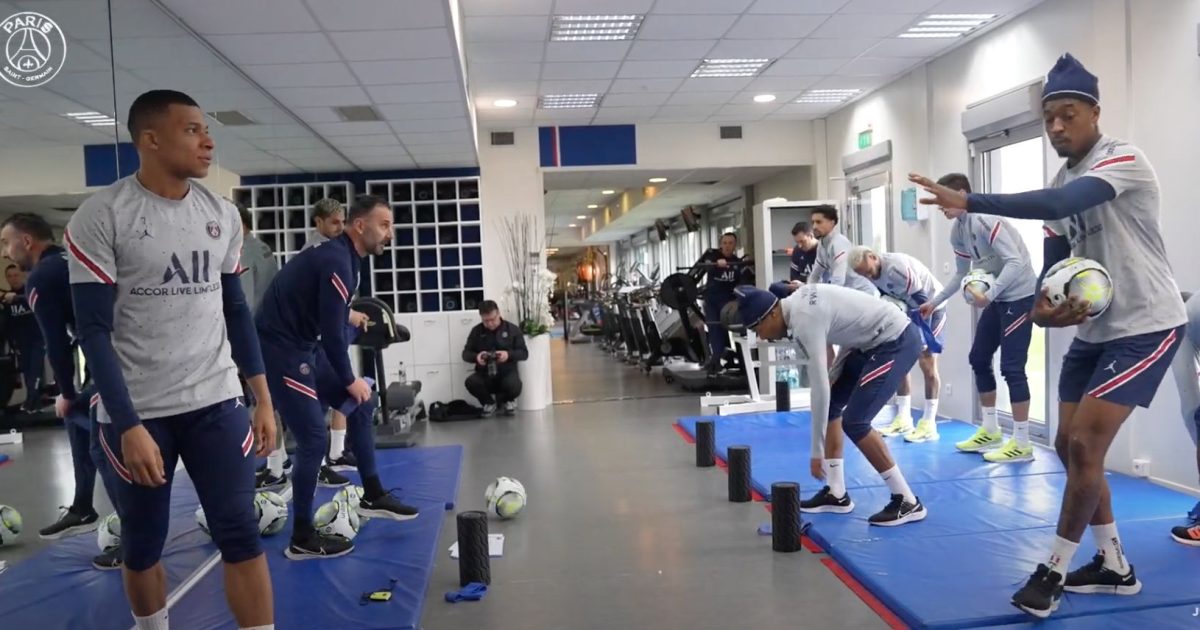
[1012,564,1063,619]
[1063,553,1142,595]
[92,546,122,570]
[283,531,354,561]
[283,457,293,473]
[1171,524,1200,547]
[800,486,855,514]
[867,494,927,527]
[357,491,420,522]
[327,451,358,472]
[38,507,100,540]
[317,465,350,488]
[255,469,289,490]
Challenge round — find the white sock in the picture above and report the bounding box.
[896,395,912,420]
[1047,536,1080,575]
[1013,420,1031,447]
[329,429,346,460]
[982,406,999,433]
[880,465,916,504]
[1092,522,1129,574]
[134,608,168,630]
[825,459,846,498]
[267,448,285,476]
[923,399,939,424]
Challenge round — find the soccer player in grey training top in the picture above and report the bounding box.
[806,205,879,297]
[911,53,1186,619]
[67,90,276,630]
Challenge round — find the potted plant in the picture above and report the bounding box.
[500,215,555,411]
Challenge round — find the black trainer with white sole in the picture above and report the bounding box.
[255,469,289,490]
[357,492,420,521]
[867,494,927,526]
[92,547,122,570]
[317,465,350,488]
[1012,564,1063,619]
[1063,553,1142,595]
[327,451,358,472]
[38,507,100,540]
[284,531,354,560]
[799,486,855,514]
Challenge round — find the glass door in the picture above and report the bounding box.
[973,128,1050,441]
[845,170,892,253]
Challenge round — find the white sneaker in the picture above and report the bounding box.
[482,403,497,417]
[879,414,914,437]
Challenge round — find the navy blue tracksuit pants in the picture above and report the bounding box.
[968,296,1035,402]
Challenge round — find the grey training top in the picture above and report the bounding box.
[873,251,945,311]
[932,214,1036,306]
[808,230,879,297]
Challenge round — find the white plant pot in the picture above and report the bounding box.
[517,333,552,411]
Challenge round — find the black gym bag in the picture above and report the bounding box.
[428,399,484,422]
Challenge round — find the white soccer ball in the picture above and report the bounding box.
[334,485,365,507]
[255,491,289,537]
[882,295,908,312]
[195,506,210,536]
[0,504,22,545]
[97,512,121,551]
[961,269,996,305]
[485,476,527,519]
[1043,257,1114,319]
[314,500,361,540]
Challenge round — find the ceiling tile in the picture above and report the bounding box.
[617,60,698,79]
[933,0,1032,12]
[377,102,468,120]
[389,118,471,133]
[746,75,823,92]
[637,15,737,40]
[838,56,921,77]
[266,148,342,160]
[772,103,839,116]
[366,82,465,104]
[840,0,940,12]
[357,158,420,169]
[651,0,754,13]
[231,108,301,125]
[625,39,715,61]
[186,89,277,111]
[398,130,474,146]
[552,0,653,13]
[866,37,956,58]
[746,0,847,12]
[292,106,349,123]
[230,123,317,139]
[111,37,216,68]
[206,33,341,64]
[665,92,735,105]
[601,92,673,107]
[305,0,445,30]
[467,41,545,63]
[331,134,401,147]
[248,136,329,151]
[609,77,684,93]
[734,89,804,103]
[654,104,721,118]
[725,14,826,39]
[350,58,459,84]
[708,112,767,123]
[762,58,848,76]
[541,62,621,81]
[271,86,370,107]
[706,39,800,59]
[716,103,777,116]
[533,109,596,123]
[311,121,394,136]
[243,62,357,88]
[593,106,661,120]
[469,62,543,82]
[462,0,552,15]
[544,42,631,63]
[341,145,410,158]
[464,16,549,42]
[332,29,452,61]
[808,14,915,38]
[675,77,754,92]
[537,79,614,94]
[787,38,878,58]
[808,75,887,91]
[162,0,317,34]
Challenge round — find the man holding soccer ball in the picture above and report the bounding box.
[910,53,1186,619]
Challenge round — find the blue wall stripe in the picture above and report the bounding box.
[558,125,636,167]
[538,127,558,167]
[83,143,139,187]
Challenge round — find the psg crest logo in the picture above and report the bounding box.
[206,221,221,239]
[2,12,66,88]
[299,363,311,375]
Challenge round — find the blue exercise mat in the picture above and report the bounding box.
[0,453,9,465]
[167,445,463,630]
[676,413,1064,498]
[0,473,216,630]
[989,603,1200,629]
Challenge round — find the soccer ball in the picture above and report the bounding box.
[961,269,996,305]
[0,504,22,545]
[485,477,527,519]
[255,492,288,536]
[195,506,210,536]
[1043,257,1113,319]
[97,512,121,551]
[334,485,365,507]
[882,295,908,312]
[314,500,361,540]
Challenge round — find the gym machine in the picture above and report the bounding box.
[658,259,751,393]
[351,297,426,448]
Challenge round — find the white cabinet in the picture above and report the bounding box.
[447,312,478,360]
[411,314,450,365]
[414,365,452,404]
[451,361,477,402]
[380,314,415,382]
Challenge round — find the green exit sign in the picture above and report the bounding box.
[857,129,873,149]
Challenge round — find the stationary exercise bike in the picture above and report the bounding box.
[350,297,426,449]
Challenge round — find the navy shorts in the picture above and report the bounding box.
[927,308,947,352]
[829,323,924,440]
[1060,325,1184,408]
[98,398,261,571]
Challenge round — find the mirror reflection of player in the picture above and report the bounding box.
[769,221,818,298]
[696,233,753,375]
[2,265,45,412]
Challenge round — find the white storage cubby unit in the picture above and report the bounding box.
[364,176,483,316]
[754,198,839,288]
[232,182,354,268]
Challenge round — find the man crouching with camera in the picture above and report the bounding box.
[462,300,528,416]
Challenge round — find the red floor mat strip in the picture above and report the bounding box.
[672,422,695,444]
[820,557,908,630]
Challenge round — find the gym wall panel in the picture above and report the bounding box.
[538,124,637,167]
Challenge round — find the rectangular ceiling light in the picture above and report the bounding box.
[64,111,118,127]
[900,13,995,38]
[551,14,643,41]
[538,93,602,109]
[691,58,773,78]
[794,89,861,104]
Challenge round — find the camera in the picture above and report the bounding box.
[480,352,499,378]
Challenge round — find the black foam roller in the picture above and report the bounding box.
[775,379,791,412]
[771,482,803,553]
[695,420,715,467]
[727,445,752,503]
[456,511,491,586]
